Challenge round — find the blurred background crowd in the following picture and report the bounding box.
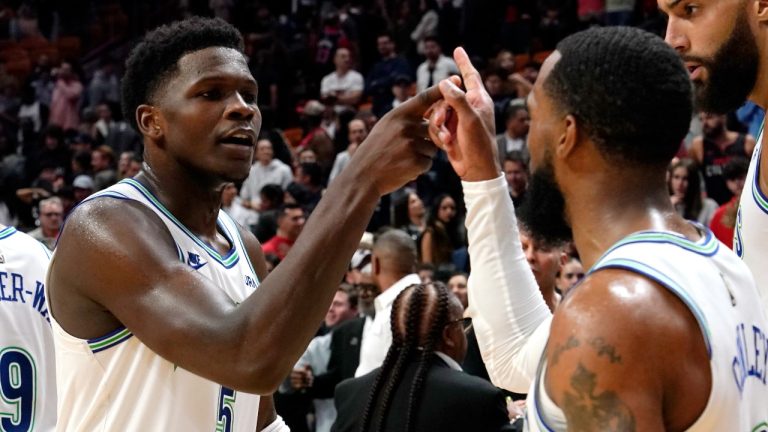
[0,1,763,430]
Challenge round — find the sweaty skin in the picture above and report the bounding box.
[48,46,442,395]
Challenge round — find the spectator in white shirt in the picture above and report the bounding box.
[416,36,459,93]
[320,47,364,113]
[329,118,368,182]
[240,138,294,209]
[494,103,530,165]
[221,182,258,229]
[355,229,421,377]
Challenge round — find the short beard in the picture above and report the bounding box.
[689,10,759,114]
[517,159,572,248]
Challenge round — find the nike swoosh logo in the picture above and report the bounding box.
[190,261,208,270]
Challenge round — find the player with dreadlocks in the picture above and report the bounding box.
[332,282,515,432]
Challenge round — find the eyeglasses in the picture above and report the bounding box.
[445,317,473,334]
[41,212,62,217]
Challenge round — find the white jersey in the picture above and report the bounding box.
[526,227,768,431]
[735,122,768,313]
[49,179,262,432]
[0,226,56,432]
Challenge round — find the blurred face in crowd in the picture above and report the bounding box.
[74,186,92,203]
[279,207,306,240]
[484,74,503,97]
[348,119,367,145]
[221,182,237,207]
[334,48,352,71]
[325,289,358,327]
[256,139,274,165]
[408,193,425,220]
[392,82,410,102]
[377,35,395,57]
[504,159,528,195]
[39,201,63,234]
[661,0,759,114]
[424,39,441,62]
[726,174,747,197]
[356,273,379,317]
[118,151,134,176]
[448,274,468,309]
[497,50,515,73]
[298,148,317,164]
[700,112,726,138]
[418,267,434,284]
[96,104,112,121]
[669,166,689,196]
[556,257,584,295]
[91,150,110,172]
[443,294,469,363]
[523,65,539,84]
[520,227,565,291]
[506,108,530,137]
[437,196,456,224]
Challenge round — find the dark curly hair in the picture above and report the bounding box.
[121,16,245,131]
[544,26,693,166]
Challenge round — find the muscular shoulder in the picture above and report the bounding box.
[51,198,179,299]
[545,269,710,430]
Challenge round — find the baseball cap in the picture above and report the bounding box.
[73,175,94,190]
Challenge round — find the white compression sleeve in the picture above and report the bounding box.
[261,415,289,432]
[462,174,553,393]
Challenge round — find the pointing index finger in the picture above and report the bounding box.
[453,47,483,93]
[397,84,444,117]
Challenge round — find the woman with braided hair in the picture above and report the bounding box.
[331,282,516,432]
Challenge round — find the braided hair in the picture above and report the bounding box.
[358,282,452,432]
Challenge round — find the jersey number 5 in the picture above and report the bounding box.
[0,347,36,432]
[215,386,236,432]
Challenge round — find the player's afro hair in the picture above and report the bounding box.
[121,16,244,131]
[544,26,693,166]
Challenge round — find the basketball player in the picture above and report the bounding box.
[0,225,56,431]
[429,28,768,430]
[47,17,440,431]
[660,0,768,311]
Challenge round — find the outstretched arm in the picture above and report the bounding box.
[428,48,551,392]
[49,85,444,395]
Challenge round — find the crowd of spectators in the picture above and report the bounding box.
[0,0,764,430]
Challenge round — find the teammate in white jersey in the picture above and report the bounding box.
[428,27,768,430]
[0,225,56,431]
[47,16,442,431]
[659,0,768,310]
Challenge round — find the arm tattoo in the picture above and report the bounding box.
[589,337,622,364]
[550,335,580,367]
[561,362,636,432]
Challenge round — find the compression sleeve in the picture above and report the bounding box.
[462,174,553,393]
[261,415,289,432]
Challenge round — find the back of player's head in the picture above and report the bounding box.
[544,26,692,166]
[122,16,245,131]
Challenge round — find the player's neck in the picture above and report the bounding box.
[565,174,694,270]
[134,166,223,237]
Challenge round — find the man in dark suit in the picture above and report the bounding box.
[332,283,516,432]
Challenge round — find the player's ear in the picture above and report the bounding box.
[754,0,768,22]
[557,114,579,159]
[137,105,163,140]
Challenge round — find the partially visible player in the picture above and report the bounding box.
[429,27,768,431]
[660,0,768,310]
[0,224,56,431]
